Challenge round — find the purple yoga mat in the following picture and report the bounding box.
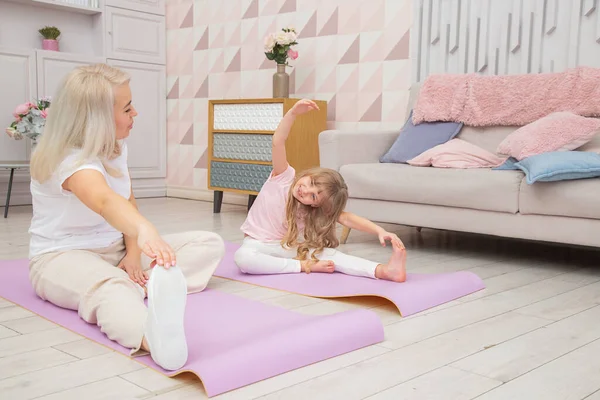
[216,241,485,316]
[0,259,384,397]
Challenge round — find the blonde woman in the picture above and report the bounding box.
[28,63,225,371]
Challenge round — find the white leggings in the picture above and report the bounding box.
[234,237,379,279]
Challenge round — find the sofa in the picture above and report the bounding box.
[319,83,600,249]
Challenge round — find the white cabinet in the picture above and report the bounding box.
[0,47,37,162]
[108,59,166,179]
[0,0,167,203]
[36,50,106,100]
[105,0,165,16]
[105,7,165,65]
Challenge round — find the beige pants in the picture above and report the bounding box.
[29,231,225,352]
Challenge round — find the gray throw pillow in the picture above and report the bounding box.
[380,110,463,164]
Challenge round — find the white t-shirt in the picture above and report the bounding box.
[28,142,131,258]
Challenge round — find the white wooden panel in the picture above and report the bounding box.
[107,59,166,179]
[412,0,600,82]
[36,50,105,100]
[105,7,165,65]
[0,47,36,162]
[104,0,165,16]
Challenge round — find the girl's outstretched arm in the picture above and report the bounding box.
[338,211,405,248]
[271,99,319,176]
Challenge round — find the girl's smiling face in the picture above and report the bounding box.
[292,175,321,207]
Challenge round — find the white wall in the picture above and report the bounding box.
[411,0,600,82]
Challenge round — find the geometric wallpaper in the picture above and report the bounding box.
[165,0,412,188]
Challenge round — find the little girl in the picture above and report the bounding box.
[234,99,406,282]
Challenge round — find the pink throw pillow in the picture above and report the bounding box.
[496,112,600,160]
[407,138,507,168]
[576,133,600,153]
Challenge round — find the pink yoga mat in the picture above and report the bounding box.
[216,241,485,316]
[0,259,384,397]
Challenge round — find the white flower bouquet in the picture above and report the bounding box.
[264,27,299,66]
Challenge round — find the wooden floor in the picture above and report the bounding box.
[1,197,600,400]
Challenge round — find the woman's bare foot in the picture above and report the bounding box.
[375,241,407,282]
[301,259,335,273]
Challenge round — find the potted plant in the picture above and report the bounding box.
[5,97,51,150]
[39,26,61,51]
[264,27,299,98]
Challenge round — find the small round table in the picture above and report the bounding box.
[0,161,30,218]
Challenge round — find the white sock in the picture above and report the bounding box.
[144,265,188,371]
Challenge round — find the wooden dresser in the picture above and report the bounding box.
[207,98,327,213]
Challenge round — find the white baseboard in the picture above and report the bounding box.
[132,178,167,198]
[0,173,167,209]
[167,185,248,207]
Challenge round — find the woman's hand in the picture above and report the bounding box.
[137,224,176,268]
[118,253,148,286]
[377,230,405,249]
[289,99,319,116]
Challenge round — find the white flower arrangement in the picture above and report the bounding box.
[264,26,299,65]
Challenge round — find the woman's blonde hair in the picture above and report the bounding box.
[281,168,349,262]
[30,63,130,182]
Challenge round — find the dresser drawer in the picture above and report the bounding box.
[213,133,272,162]
[210,162,272,192]
[213,103,283,131]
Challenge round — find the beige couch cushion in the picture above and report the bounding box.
[457,126,518,154]
[340,163,524,213]
[519,178,600,220]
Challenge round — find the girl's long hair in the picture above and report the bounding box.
[30,63,130,182]
[281,168,349,262]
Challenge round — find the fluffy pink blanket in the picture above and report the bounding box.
[412,67,600,127]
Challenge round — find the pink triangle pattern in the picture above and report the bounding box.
[180,125,194,144]
[226,49,242,72]
[195,29,209,50]
[242,19,258,46]
[165,0,414,188]
[194,149,208,168]
[180,4,193,28]
[327,94,336,121]
[279,0,296,13]
[261,0,283,16]
[167,78,179,99]
[318,7,338,36]
[299,12,317,38]
[243,0,258,19]
[296,69,316,93]
[360,94,382,121]
[179,146,194,187]
[361,64,383,93]
[360,0,384,32]
[196,78,209,98]
[386,30,410,60]
[339,35,360,64]
[210,25,224,48]
[317,67,337,93]
[181,77,196,99]
[338,3,360,35]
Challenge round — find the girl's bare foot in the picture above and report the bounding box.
[375,241,407,282]
[301,259,335,273]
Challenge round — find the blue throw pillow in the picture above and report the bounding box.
[380,110,463,164]
[493,157,520,170]
[514,151,600,184]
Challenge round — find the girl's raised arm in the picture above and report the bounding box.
[271,99,319,176]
